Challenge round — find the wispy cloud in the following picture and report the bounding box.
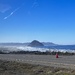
[0,3,11,13]
[28,0,39,15]
[32,0,39,8]
[4,7,20,20]
[4,3,24,20]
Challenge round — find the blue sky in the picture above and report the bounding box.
[0,0,75,44]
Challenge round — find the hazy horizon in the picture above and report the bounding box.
[0,41,75,45]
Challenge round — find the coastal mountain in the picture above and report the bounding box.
[42,42,58,46]
[28,40,44,47]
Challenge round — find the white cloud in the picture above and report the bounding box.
[4,3,24,20]
[28,0,39,15]
[0,3,11,13]
[32,0,39,8]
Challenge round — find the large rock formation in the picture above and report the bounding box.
[28,40,44,47]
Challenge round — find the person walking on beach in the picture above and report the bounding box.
[56,53,58,58]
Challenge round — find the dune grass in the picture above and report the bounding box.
[0,60,75,75]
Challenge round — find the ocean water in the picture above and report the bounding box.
[45,45,75,50]
[44,45,75,53]
[0,45,75,53]
[11,45,75,53]
[34,45,75,53]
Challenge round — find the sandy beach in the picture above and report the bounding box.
[0,54,75,69]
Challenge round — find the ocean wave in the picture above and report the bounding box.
[0,46,75,53]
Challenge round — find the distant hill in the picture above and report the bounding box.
[42,42,58,46]
[28,40,44,47]
[0,43,29,46]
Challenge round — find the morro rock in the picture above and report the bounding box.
[28,40,44,47]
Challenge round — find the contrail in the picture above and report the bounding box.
[28,0,39,15]
[4,7,20,19]
[0,3,11,13]
[4,3,24,20]
[32,0,39,8]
